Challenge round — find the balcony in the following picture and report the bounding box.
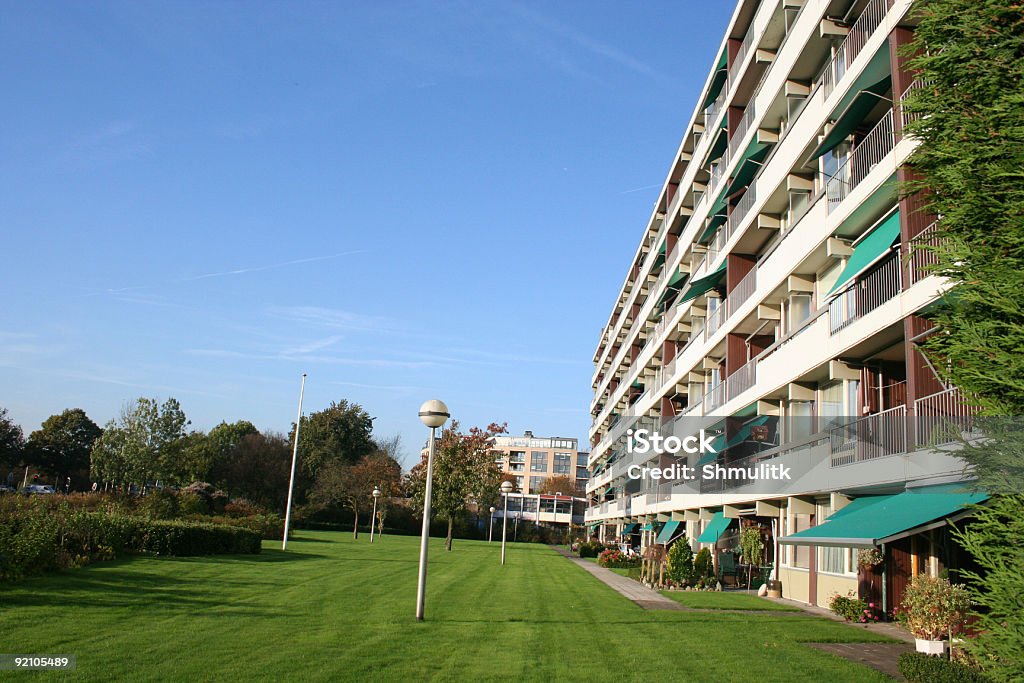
[829,405,908,467]
[705,357,756,414]
[826,109,896,213]
[908,220,942,286]
[828,249,901,334]
[817,0,895,99]
[915,387,978,449]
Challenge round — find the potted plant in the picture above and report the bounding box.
[765,579,782,599]
[898,575,971,655]
[857,547,884,570]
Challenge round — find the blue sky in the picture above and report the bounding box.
[1,1,732,466]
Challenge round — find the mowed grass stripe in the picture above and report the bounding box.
[0,532,893,682]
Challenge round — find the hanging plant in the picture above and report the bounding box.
[857,547,884,568]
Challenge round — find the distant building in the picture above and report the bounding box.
[491,431,588,495]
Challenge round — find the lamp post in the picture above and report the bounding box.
[415,399,449,622]
[488,506,496,543]
[500,480,513,565]
[370,486,381,543]
[281,372,307,550]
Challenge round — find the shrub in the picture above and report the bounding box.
[597,548,640,568]
[898,652,991,683]
[223,498,265,518]
[693,547,714,580]
[139,488,179,519]
[139,520,261,556]
[828,591,881,623]
[666,537,694,585]
[177,492,208,515]
[899,575,972,640]
[577,541,606,558]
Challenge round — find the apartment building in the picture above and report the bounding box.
[585,0,981,612]
[492,431,588,496]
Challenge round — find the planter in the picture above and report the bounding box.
[915,638,948,656]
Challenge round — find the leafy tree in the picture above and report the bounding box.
[218,431,293,511]
[25,408,102,490]
[0,407,24,477]
[292,400,375,480]
[188,420,260,486]
[90,397,191,487]
[537,475,579,496]
[901,4,1024,678]
[312,452,402,539]
[407,421,507,551]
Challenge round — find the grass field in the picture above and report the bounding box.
[0,532,895,682]
[660,590,801,612]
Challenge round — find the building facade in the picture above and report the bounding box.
[586,0,979,612]
[492,431,588,496]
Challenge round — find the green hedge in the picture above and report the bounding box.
[898,653,990,683]
[0,501,260,582]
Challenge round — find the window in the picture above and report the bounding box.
[576,453,588,467]
[791,514,811,568]
[509,451,526,464]
[554,452,572,475]
[514,476,524,490]
[787,293,813,333]
[576,467,589,480]
[529,476,545,493]
[509,463,525,473]
[786,400,814,442]
[521,497,538,513]
[530,451,548,472]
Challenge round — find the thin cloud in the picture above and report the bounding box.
[620,182,662,195]
[281,335,344,356]
[185,348,441,369]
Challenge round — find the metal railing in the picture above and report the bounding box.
[729,21,757,85]
[726,185,757,244]
[703,357,756,414]
[915,387,978,448]
[727,102,757,161]
[817,0,895,99]
[727,265,757,318]
[705,300,728,339]
[705,86,729,133]
[829,250,901,334]
[899,78,933,130]
[829,404,908,466]
[908,220,942,285]
[826,109,895,213]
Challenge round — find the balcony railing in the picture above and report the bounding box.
[704,358,756,414]
[826,109,895,213]
[829,250,901,334]
[705,300,727,339]
[908,220,942,285]
[829,404,908,467]
[817,0,895,99]
[727,265,757,318]
[726,185,757,244]
[729,21,757,85]
[727,102,757,161]
[915,387,978,448]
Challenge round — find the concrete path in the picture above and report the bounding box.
[807,643,913,681]
[550,546,683,610]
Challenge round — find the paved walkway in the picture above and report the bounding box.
[550,546,683,610]
[553,546,916,679]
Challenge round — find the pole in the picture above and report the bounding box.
[370,493,378,543]
[489,511,494,543]
[281,373,307,550]
[499,493,507,565]
[415,426,437,620]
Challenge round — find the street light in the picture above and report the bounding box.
[415,399,449,622]
[488,506,496,543]
[500,480,514,565]
[370,486,382,543]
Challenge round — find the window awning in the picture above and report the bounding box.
[655,268,689,307]
[652,240,667,268]
[680,262,727,303]
[698,431,726,466]
[700,52,729,109]
[698,190,730,243]
[726,414,773,449]
[706,126,728,163]
[641,522,655,531]
[780,485,988,548]
[697,511,731,544]
[655,520,684,545]
[622,523,638,535]
[726,141,772,196]
[828,210,902,294]
[811,77,892,160]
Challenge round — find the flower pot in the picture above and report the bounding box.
[915,638,948,656]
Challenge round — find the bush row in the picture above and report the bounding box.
[0,502,260,582]
[898,652,990,683]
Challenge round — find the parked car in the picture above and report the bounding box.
[24,484,55,495]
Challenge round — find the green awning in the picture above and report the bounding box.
[780,485,988,548]
[828,210,901,294]
[652,240,667,268]
[641,522,655,531]
[622,523,638,535]
[698,190,730,244]
[811,77,892,159]
[726,141,772,196]
[700,51,729,109]
[588,521,601,529]
[697,512,731,544]
[725,414,773,449]
[604,486,616,495]
[656,520,683,545]
[707,126,728,162]
[680,262,727,303]
[655,268,689,307]
[698,430,726,466]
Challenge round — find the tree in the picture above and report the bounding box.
[666,537,695,586]
[193,420,259,486]
[312,451,401,539]
[218,431,293,511]
[537,475,579,496]
[407,421,507,551]
[293,400,375,481]
[25,409,102,490]
[90,397,191,487]
[901,4,1024,678]
[0,407,24,467]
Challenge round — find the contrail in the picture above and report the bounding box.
[620,183,662,195]
[181,250,368,281]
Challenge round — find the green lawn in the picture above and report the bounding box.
[0,532,894,682]
[660,590,801,612]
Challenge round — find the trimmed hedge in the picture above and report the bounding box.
[577,541,606,558]
[0,500,260,582]
[898,652,990,683]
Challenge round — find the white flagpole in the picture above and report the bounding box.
[282,373,307,550]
